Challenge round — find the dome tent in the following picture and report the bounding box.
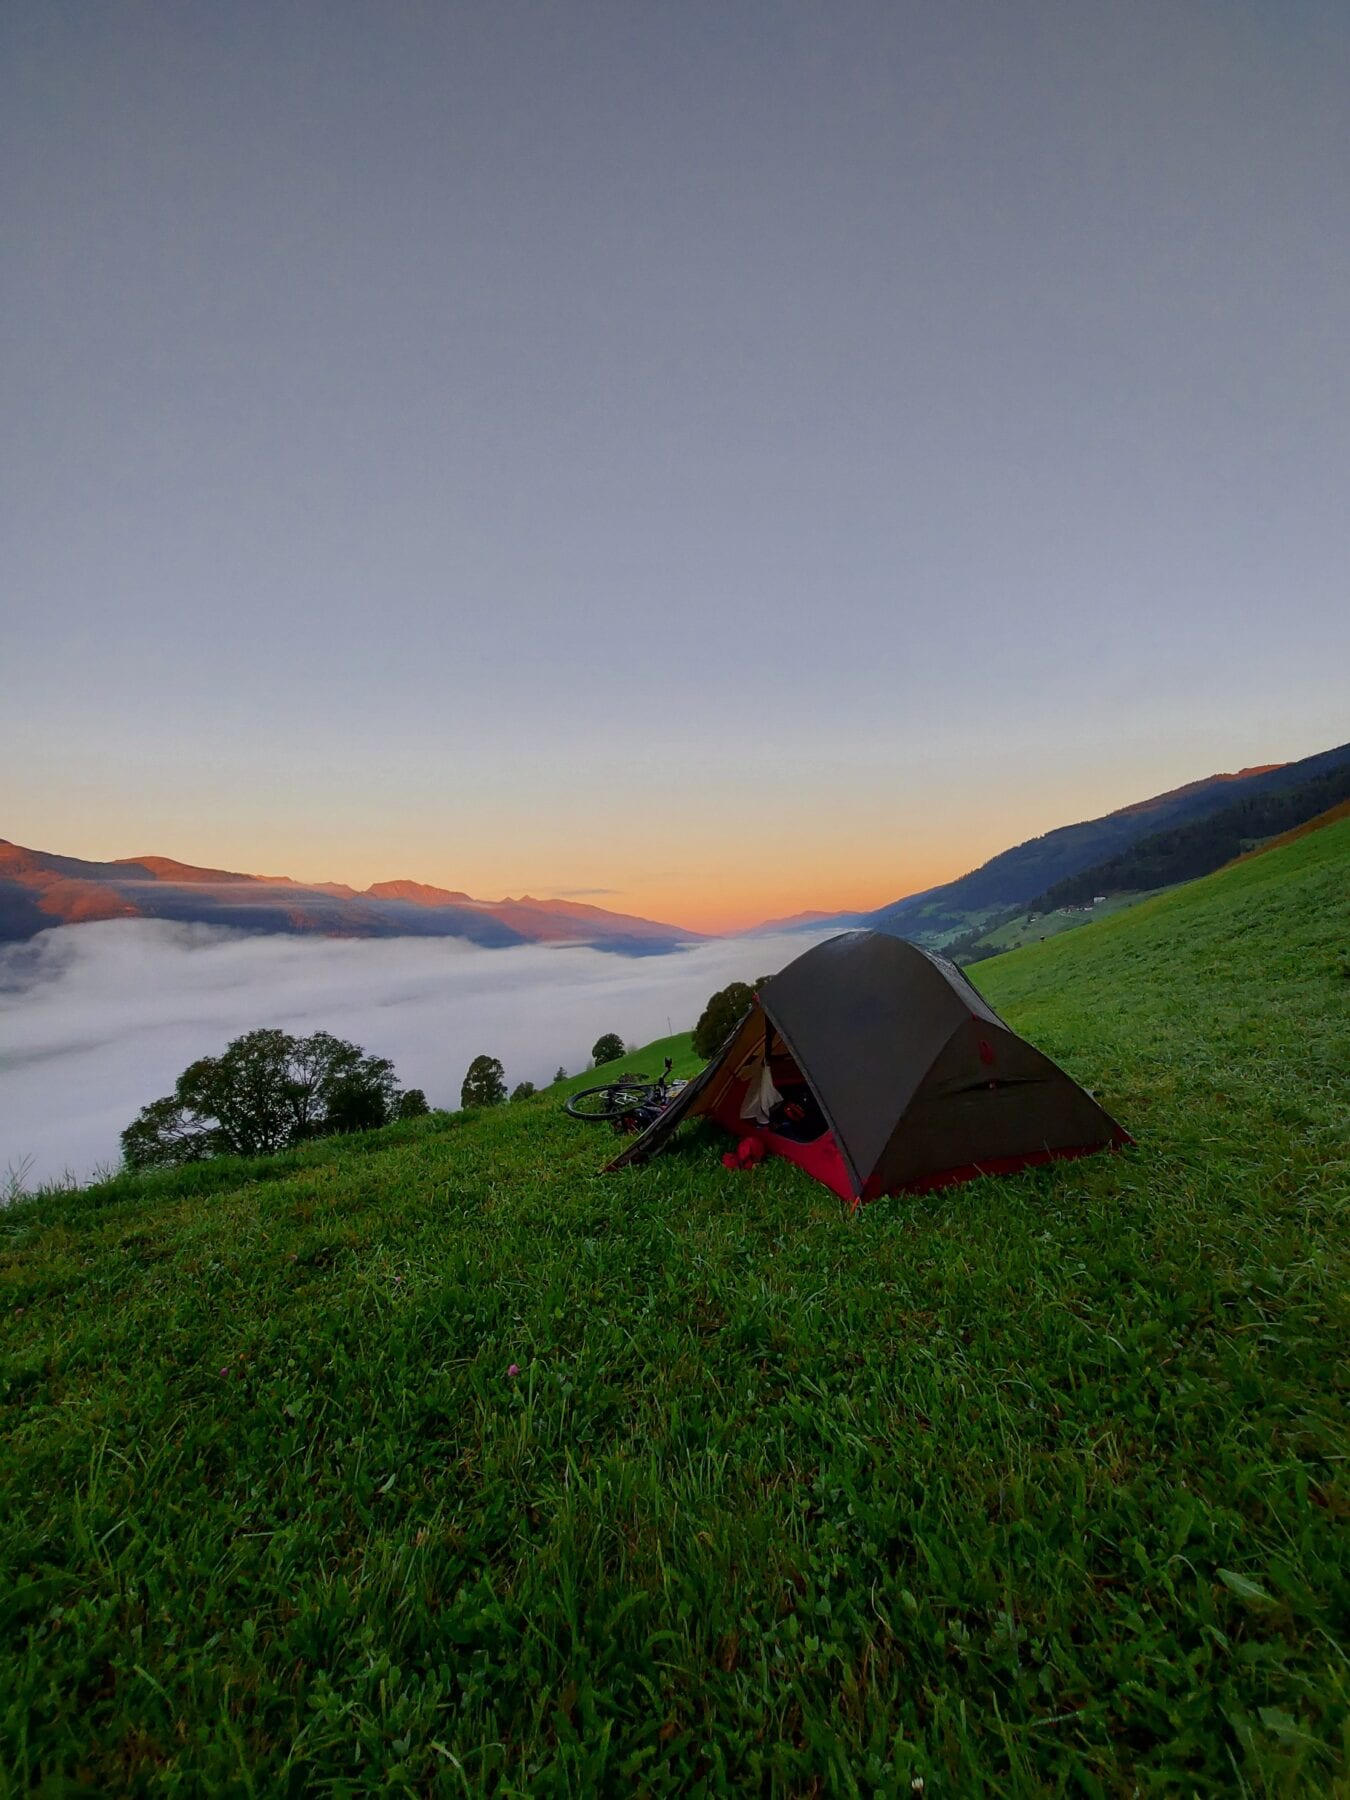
[607,930,1129,1206]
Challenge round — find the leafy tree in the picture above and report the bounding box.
[591,1032,625,1066]
[119,1096,216,1170]
[553,1066,568,1084]
[692,977,771,1060]
[121,1028,406,1170]
[396,1088,430,1119]
[693,983,752,1059]
[293,1031,399,1135]
[461,1055,506,1108]
[510,1080,537,1102]
[177,1028,295,1157]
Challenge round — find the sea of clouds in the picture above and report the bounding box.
[0,920,832,1189]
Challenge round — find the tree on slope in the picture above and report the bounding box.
[591,1032,625,1066]
[120,1096,216,1171]
[461,1055,506,1108]
[121,1028,406,1169]
[290,1030,401,1134]
[692,977,771,1060]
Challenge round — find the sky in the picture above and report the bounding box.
[4,1,1348,932]
[0,919,823,1186]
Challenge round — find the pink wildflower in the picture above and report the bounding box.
[507,1363,520,1378]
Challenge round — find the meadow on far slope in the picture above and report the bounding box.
[1,820,1346,1795]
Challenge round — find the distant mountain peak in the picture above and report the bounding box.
[0,837,703,952]
[744,907,865,935]
[115,855,251,884]
[364,878,475,905]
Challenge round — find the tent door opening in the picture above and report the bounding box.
[714,1025,830,1146]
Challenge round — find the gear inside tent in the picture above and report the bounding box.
[606,930,1130,1207]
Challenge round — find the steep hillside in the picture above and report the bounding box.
[868,738,1350,944]
[1031,756,1350,910]
[2,822,1346,1792]
[1233,796,1350,860]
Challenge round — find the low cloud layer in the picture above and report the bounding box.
[0,921,828,1188]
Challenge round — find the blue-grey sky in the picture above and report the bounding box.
[4,1,1347,928]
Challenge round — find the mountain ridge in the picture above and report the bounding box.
[1024,756,1350,913]
[1107,763,1283,817]
[0,839,702,955]
[864,741,1350,945]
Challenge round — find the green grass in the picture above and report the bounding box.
[2,822,1347,1795]
[546,1034,702,1101]
[973,889,1168,954]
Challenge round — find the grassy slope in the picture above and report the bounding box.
[2,823,1347,1796]
[547,1035,702,1101]
[971,889,1165,954]
[1232,797,1350,864]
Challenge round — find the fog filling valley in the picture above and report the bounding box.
[0,921,832,1189]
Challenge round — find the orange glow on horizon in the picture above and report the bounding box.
[3,812,989,940]
[6,762,1089,940]
[589,860,967,937]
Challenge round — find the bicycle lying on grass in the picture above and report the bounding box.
[563,1058,685,1133]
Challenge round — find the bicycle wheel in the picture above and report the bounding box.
[565,1082,656,1121]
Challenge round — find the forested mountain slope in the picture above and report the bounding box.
[868,737,1350,943]
[1030,756,1350,909]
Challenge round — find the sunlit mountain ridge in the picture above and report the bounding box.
[0,841,702,955]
